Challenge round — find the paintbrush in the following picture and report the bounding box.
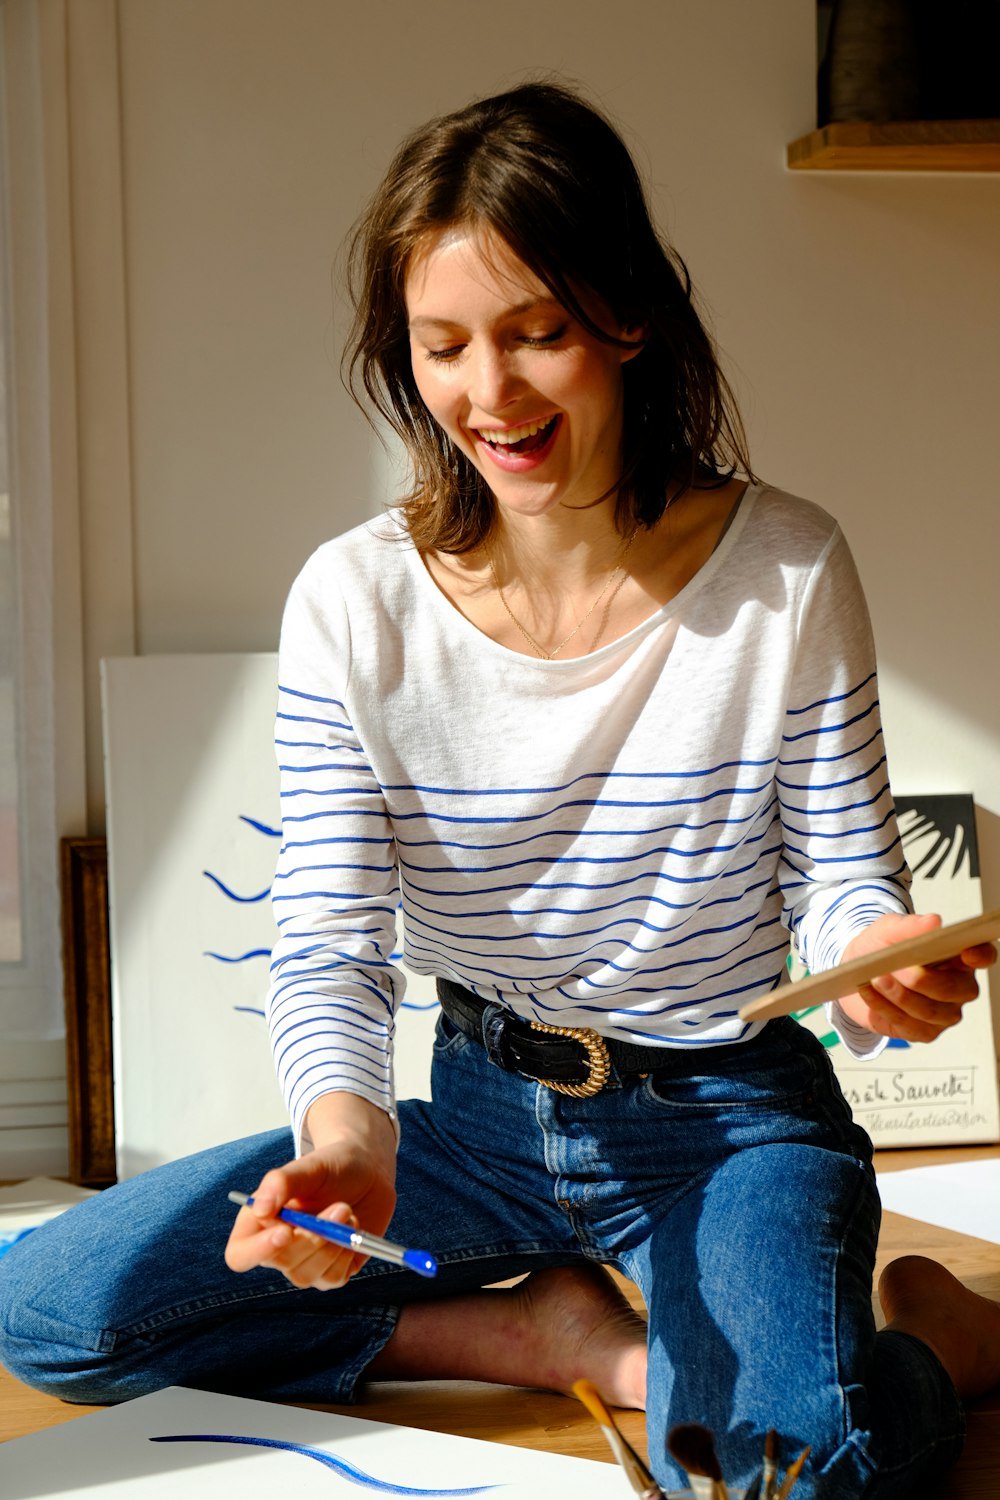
[666,1423,729,1500]
[774,1445,810,1500]
[761,1429,779,1500]
[571,1379,665,1499]
[742,1467,763,1500]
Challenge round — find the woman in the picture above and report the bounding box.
[2,81,997,1499]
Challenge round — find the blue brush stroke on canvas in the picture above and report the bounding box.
[203,871,271,903]
[203,815,441,1012]
[149,1433,500,1494]
[204,948,272,963]
[240,814,281,838]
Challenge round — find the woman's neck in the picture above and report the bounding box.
[486,502,631,594]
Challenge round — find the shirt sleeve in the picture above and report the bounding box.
[775,526,913,1058]
[266,550,404,1153]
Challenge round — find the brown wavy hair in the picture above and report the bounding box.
[344,81,752,554]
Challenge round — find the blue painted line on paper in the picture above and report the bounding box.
[149,1434,500,1493]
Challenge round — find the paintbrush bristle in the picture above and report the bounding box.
[571,1378,613,1427]
[572,1380,664,1498]
[774,1444,811,1500]
[762,1430,780,1500]
[667,1423,722,1481]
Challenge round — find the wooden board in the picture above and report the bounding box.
[739,906,1000,1022]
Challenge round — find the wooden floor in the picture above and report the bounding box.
[3,1146,1000,1498]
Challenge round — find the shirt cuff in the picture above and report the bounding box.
[826,1000,889,1061]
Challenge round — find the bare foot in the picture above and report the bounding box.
[367,1262,648,1408]
[879,1255,1000,1400]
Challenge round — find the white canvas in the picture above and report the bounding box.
[102,654,439,1181]
[0,1385,630,1499]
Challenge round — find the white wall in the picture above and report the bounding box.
[105,0,1000,891]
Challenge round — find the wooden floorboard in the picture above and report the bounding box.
[2,1147,1000,1498]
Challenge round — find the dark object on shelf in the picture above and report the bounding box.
[819,0,1000,127]
[821,0,920,123]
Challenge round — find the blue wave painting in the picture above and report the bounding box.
[203,815,439,1012]
[149,1433,500,1494]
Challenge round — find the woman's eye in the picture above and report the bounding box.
[521,324,569,347]
[425,345,466,363]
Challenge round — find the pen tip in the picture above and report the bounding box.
[403,1249,438,1277]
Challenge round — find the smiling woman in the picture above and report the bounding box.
[2,78,998,1500]
[345,84,751,558]
[405,231,637,532]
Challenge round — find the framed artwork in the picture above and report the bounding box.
[60,837,116,1186]
[792,794,1000,1147]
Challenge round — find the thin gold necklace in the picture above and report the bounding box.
[489,528,639,660]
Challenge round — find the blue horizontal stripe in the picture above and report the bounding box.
[776,757,888,795]
[780,807,897,842]
[276,712,355,731]
[379,759,776,799]
[778,728,883,769]
[781,702,878,745]
[785,673,877,717]
[278,684,348,709]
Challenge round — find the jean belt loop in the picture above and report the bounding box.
[480,1003,511,1071]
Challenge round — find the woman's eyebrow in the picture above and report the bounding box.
[408,297,564,331]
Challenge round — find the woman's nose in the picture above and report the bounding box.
[467,344,520,413]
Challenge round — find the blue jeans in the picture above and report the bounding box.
[0,1017,963,1499]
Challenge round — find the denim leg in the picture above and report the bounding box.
[630,1142,877,1496]
[0,1022,583,1406]
[606,1023,965,1500]
[0,1129,399,1404]
[0,1013,968,1500]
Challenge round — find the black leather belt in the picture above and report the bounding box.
[437,978,673,1097]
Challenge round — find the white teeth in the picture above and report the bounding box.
[477,418,553,445]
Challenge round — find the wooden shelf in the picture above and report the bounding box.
[788,118,1000,172]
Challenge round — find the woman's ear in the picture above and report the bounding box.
[619,326,648,364]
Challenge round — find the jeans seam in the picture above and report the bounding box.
[78,1280,326,1340]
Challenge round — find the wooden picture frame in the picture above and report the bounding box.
[60,836,116,1186]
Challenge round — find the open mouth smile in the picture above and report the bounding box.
[472,415,560,467]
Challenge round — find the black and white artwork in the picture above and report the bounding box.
[793,794,999,1147]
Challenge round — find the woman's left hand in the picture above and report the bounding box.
[837,912,997,1043]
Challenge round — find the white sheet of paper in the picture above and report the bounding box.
[0,1385,632,1499]
[877,1158,1000,1244]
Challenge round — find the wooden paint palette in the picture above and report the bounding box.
[739,906,1000,1023]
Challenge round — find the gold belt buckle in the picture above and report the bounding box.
[529,1020,612,1097]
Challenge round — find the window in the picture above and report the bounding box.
[0,8,62,1044]
[0,275,20,965]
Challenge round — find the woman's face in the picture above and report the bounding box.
[405,227,640,526]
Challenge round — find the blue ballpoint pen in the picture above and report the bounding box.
[227,1191,438,1277]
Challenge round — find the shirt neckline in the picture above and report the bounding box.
[405,482,761,668]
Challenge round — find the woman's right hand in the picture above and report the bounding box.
[224,1092,397,1290]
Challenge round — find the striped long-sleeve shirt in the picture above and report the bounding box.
[267,484,911,1145]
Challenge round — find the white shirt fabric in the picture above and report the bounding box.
[267,484,910,1148]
